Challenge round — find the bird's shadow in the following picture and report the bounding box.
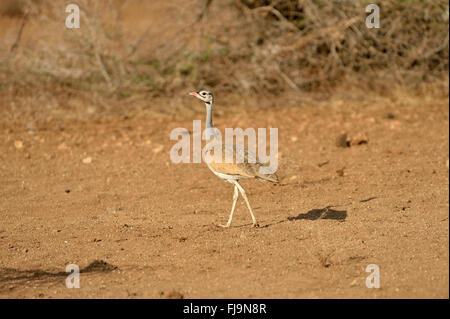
[0,260,117,290]
[287,206,347,221]
[262,205,347,228]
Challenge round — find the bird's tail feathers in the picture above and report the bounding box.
[256,172,279,183]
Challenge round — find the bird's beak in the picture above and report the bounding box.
[189,91,200,98]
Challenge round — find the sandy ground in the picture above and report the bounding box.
[0,91,448,298]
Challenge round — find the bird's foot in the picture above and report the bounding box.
[252,222,260,228]
[217,223,231,228]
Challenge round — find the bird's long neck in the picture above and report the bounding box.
[204,101,216,142]
[205,101,214,129]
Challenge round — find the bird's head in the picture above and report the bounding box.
[189,90,214,104]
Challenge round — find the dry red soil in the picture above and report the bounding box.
[0,92,448,298]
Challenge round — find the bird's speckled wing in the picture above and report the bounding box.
[203,141,278,182]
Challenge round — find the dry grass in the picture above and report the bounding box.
[0,0,448,119]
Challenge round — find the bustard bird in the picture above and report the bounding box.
[189,90,279,227]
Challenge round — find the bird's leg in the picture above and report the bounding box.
[233,181,259,227]
[219,185,239,228]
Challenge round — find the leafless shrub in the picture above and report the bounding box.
[224,0,449,93]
